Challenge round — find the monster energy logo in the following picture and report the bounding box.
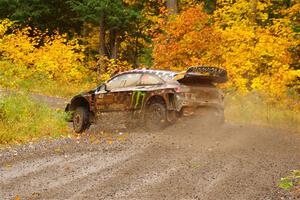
[130,91,146,110]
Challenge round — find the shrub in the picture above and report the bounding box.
[0,19,88,84]
[279,170,300,190]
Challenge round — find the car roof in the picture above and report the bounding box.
[120,69,178,81]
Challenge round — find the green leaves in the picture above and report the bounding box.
[279,170,300,190]
[68,0,141,29]
[0,93,68,144]
[0,0,81,34]
[279,178,294,190]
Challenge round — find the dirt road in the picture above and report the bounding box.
[1,114,300,200]
[0,93,300,199]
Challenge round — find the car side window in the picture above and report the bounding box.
[123,73,142,87]
[107,73,141,90]
[140,74,163,85]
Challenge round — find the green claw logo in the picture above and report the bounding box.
[131,91,146,109]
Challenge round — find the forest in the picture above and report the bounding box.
[0,0,298,96]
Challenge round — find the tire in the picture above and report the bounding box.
[145,102,167,131]
[73,107,90,133]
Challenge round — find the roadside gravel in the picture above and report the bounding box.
[1,118,300,199]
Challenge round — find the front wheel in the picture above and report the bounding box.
[73,107,90,133]
[145,102,167,131]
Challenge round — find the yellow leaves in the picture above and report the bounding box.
[33,35,86,82]
[0,19,87,83]
[97,56,133,82]
[210,1,299,98]
[214,0,271,26]
[122,0,138,5]
[0,19,13,37]
[153,2,299,101]
[3,163,13,170]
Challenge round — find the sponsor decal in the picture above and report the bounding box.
[130,91,146,110]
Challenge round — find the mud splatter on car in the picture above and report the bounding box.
[65,66,227,133]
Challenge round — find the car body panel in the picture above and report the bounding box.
[66,66,227,124]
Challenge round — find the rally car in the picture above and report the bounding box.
[65,66,227,133]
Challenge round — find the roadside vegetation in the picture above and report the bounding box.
[0,93,68,145]
[225,93,300,132]
[279,170,300,197]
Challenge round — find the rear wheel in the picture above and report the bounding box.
[73,107,90,133]
[145,102,167,131]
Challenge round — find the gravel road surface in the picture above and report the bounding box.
[0,93,300,200]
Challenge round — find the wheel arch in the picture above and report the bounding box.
[68,96,90,112]
[145,95,166,108]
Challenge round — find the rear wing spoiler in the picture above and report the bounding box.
[174,66,227,84]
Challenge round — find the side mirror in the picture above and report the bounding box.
[95,83,109,94]
[103,83,111,92]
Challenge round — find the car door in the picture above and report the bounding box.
[128,73,165,111]
[96,73,142,112]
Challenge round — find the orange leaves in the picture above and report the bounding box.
[96,56,133,81]
[153,2,300,100]
[153,5,222,70]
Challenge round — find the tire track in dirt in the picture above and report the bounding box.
[2,152,99,180]
[1,123,300,200]
[41,144,179,200]
[1,135,152,200]
[1,94,300,199]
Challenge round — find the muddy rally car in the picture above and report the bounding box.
[66,66,227,133]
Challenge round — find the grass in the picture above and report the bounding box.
[0,93,69,145]
[225,92,300,133]
[3,77,96,98]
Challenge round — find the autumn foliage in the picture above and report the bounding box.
[153,5,223,71]
[153,2,300,99]
[0,19,87,84]
[0,1,299,102]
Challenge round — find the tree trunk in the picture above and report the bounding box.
[109,29,115,58]
[112,31,120,59]
[166,0,178,14]
[251,0,258,24]
[99,14,106,56]
[109,30,119,59]
[98,14,107,79]
[210,0,217,13]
